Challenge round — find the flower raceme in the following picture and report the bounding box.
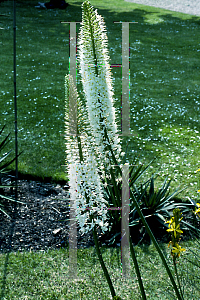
[68,162,109,235]
[194,203,200,218]
[166,217,183,238]
[65,5,124,297]
[78,0,121,168]
[171,243,186,258]
[65,74,109,235]
[65,60,119,298]
[166,210,185,299]
[166,209,186,260]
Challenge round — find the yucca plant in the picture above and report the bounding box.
[184,197,200,237]
[129,175,193,244]
[98,147,152,247]
[0,124,25,218]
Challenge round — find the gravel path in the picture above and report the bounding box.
[124,0,200,17]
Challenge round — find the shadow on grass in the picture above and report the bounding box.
[7,169,68,185]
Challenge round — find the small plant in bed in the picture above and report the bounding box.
[99,173,194,247]
[129,175,194,245]
[0,125,25,218]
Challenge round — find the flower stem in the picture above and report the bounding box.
[173,257,184,299]
[77,126,84,162]
[119,202,147,299]
[102,129,147,298]
[129,190,183,300]
[92,223,117,299]
[129,231,147,300]
[128,232,147,299]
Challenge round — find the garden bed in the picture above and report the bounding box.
[0,176,199,254]
[0,178,97,253]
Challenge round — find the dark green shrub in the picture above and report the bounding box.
[129,175,193,244]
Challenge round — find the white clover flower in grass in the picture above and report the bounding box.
[78,0,121,166]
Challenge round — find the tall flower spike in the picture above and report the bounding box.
[65,74,110,234]
[78,0,121,168]
[65,74,90,165]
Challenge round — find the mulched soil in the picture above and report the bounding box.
[0,177,199,254]
[0,178,97,253]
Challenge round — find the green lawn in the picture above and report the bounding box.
[1,0,200,200]
[0,239,199,299]
[1,1,200,299]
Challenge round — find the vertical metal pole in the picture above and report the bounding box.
[13,0,18,184]
[69,22,77,85]
[121,163,130,278]
[122,22,130,136]
[114,21,137,137]
[5,0,19,267]
[121,24,130,278]
[68,164,78,280]
[68,22,78,280]
[61,21,81,280]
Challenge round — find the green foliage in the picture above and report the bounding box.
[0,125,25,218]
[131,175,187,223]
[99,156,192,247]
[184,197,200,237]
[100,166,195,247]
[129,175,193,243]
[0,125,15,174]
[1,0,200,191]
[98,144,151,246]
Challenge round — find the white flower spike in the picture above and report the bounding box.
[65,74,109,234]
[78,0,121,166]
